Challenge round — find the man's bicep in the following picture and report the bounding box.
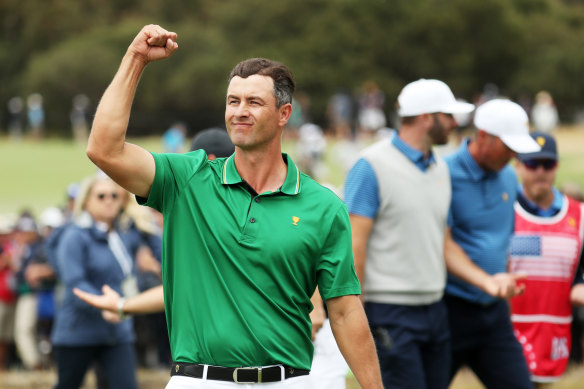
[350,214,374,242]
[325,294,363,322]
[349,214,373,285]
[91,142,156,198]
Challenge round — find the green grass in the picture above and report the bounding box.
[1,126,584,219]
[0,137,163,217]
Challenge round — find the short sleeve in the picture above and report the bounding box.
[344,158,379,219]
[137,150,208,213]
[317,204,361,300]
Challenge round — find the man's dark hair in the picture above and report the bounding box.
[228,58,295,108]
[399,116,417,126]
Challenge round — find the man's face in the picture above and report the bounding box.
[428,113,457,145]
[225,75,287,150]
[480,134,516,172]
[516,158,557,201]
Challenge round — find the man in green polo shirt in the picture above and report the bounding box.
[82,24,382,388]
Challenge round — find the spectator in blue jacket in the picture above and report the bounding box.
[51,173,146,389]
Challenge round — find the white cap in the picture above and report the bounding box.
[474,99,541,153]
[40,207,65,229]
[397,79,475,117]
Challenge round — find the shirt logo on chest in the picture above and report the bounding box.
[292,216,300,226]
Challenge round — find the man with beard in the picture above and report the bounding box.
[344,79,474,389]
[345,80,535,389]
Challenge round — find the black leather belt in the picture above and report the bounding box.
[171,362,310,383]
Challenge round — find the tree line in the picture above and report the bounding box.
[2,0,584,137]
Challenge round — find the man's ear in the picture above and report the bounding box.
[278,103,293,127]
[418,113,433,128]
[475,129,490,144]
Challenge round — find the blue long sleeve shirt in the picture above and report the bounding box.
[51,217,157,346]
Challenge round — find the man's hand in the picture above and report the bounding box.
[73,284,121,313]
[483,272,527,299]
[128,24,178,65]
[102,310,122,324]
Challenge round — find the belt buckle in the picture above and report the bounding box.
[233,367,261,384]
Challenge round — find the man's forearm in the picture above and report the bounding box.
[123,284,165,314]
[444,230,525,298]
[87,53,146,165]
[328,295,383,388]
[444,231,490,289]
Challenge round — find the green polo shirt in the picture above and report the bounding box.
[138,150,360,370]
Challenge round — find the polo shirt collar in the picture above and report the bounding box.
[221,153,301,195]
[392,133,436,171]
[457,138,489,181]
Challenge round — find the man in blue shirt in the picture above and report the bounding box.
[345,80,532,389]
[444,99,541,388]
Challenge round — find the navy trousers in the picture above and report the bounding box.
[445,295,533,389]
[54,343,137,389]
[366,300,451,389]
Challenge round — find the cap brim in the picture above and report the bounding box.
[441,101,475,114]
[517,151,558,161]
[500,134,541,153]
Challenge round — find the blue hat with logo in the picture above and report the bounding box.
[517,132,558,161]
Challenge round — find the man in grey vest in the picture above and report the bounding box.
[345,80,528,389]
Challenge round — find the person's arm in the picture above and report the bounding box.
[571,284,584,306]
[570,244,584,305]
[87,24,178,198]
[444,228,526,299]
[350,214,374,297]
[135,245,162,277]
[24,263,55,288]
[309,287,326,340]
[344,158,378,297]
[74,284,165,315]
[327,294,383,389]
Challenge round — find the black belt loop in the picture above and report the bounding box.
[171,362,309,383]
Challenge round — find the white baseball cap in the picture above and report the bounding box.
[473,99,541,153]
[40,207,65,229]
[397,79,475,117]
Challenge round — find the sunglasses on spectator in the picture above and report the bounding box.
[95,192,119,201]
[522,159,557,171]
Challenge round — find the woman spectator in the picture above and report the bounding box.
[51,174,144,389]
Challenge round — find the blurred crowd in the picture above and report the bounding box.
[0,177,170,373]
[1,81,582,384]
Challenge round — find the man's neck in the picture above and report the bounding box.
[233,146,287,194]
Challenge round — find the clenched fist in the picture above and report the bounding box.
[127,24,179,65]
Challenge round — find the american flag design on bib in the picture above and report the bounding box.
[509,196,584,382]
